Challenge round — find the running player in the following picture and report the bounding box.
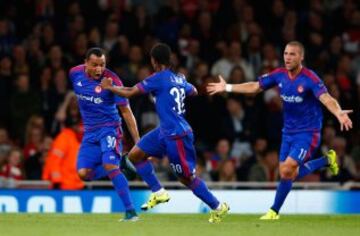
[207,41,353,219]
[69,47,140,221]
[101,43,229,223]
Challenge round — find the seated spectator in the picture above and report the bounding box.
[195,158,211,182]
[207,138,235,181]
[218,159,237,182]
[0,148,24,188]
[237,137,268,181]
[248,149,279,182]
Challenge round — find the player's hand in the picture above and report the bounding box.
[206,75,226,95]
[100,77,113,89]
[336,110,353,131]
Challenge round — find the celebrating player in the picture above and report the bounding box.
[100,43,229,223]
[69,48,140,221]
[207,41,353,220]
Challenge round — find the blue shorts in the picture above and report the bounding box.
[77,126,123,170]
[137,127,196,178]
[279,131,321,165]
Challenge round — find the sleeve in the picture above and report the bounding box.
[109,72,129,107]
[185,82,197,96]
[258,69,280,90]
[135,73,158,94]
[308,72,328,99]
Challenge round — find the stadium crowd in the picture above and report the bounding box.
[0,0,359,188]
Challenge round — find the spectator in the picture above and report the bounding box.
[0,55,13,126]
[207,138,235,181]
[0,127,12,167]
[248,149,279,182]
[9,74,41,143]
[0,148,24,188]
[211,40,254,81]
[42,102,83,190]
[220,97,253,160]
[25,135,52,180]
[218,159,237,182]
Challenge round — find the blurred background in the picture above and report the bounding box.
[0,0,359,189]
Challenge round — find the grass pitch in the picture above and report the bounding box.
[1,214,359,236]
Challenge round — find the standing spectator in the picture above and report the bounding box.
[42,116,83,190]
[0,55,13,126]
[0,18,16,56]
[211,41,254,81]
[12,45,29,76]
[220,97,253,160]
[25,135,52,180]
[0,127,12,168]
[120,45,144,86]
[9,74,41,143]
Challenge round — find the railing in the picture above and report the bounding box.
[1,179,359,190]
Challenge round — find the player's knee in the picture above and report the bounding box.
[78,168,92,181]
[178,175,195,187]
[128,147,147,164]
[102,163,118,172]
[280,165,296,180]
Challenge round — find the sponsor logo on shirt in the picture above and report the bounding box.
[297,85,304,93]
[95,86,102,93]
[280,95,303,103]
[76,94,104,104]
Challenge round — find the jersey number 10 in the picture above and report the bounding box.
[170,87,186,115]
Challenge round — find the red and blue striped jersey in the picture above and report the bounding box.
[259,67,328,133]
[69,65,128,131]
[136,69,197,138]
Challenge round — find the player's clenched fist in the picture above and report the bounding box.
[101,77,113,89]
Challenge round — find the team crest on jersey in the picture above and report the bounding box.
[95,86,102,93]
[297,85,304,93]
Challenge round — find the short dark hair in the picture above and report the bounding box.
[286,41,305,56]
[85,47,105,60]
[150,43,171,66]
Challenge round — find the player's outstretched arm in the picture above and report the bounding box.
[206,75,262,95]
[101,77,141,98]
[319,93,353,131]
